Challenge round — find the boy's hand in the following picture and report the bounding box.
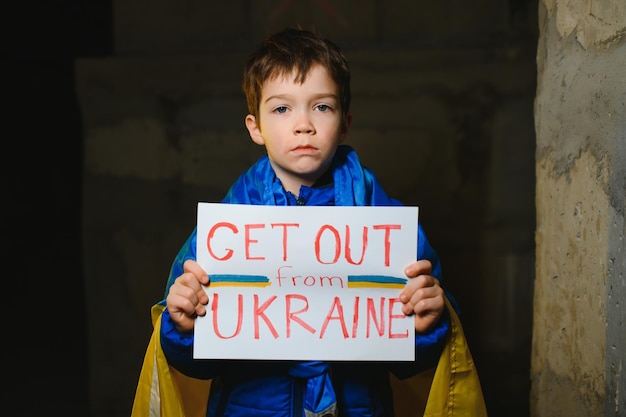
[399,259,445,333]
[165,260,210,333]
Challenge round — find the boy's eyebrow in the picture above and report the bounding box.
[264,92,339,103]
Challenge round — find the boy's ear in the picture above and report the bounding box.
[245,114,265,145]
[339,112,352,142]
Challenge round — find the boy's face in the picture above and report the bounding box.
[245,64,352,195]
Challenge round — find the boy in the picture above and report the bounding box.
[160,28,451,417]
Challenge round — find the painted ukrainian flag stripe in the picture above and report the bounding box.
[347,275,407,289]
[209,274,271,287]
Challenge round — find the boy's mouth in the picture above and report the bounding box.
[293,145,317,152]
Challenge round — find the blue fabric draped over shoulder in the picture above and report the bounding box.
[160,145,442,305]
[157,145,450,357]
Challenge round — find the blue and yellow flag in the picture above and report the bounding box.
[130,298,487,417]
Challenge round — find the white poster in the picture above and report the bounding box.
[194,203,419,361]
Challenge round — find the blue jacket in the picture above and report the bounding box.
[159,145,451,417]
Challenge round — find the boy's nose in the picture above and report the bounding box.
[295,125,314,134]
[294,114,315,134]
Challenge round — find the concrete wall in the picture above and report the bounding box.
[75,1,538,416]
[532,0,626,416]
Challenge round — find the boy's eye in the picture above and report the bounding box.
[274,106,288,114]
[316,104,331,112]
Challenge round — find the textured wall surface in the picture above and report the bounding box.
[533,0,626,415]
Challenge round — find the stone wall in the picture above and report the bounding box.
[532,1,626,415]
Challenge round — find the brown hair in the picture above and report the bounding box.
[242,28,351,123]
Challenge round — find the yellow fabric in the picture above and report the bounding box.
[391,297,488,417]
[421,297,488,417]
[131,299,486,417]
[130,305,211,417]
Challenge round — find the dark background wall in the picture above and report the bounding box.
[9,1,537,416]
[7,2,111,416]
